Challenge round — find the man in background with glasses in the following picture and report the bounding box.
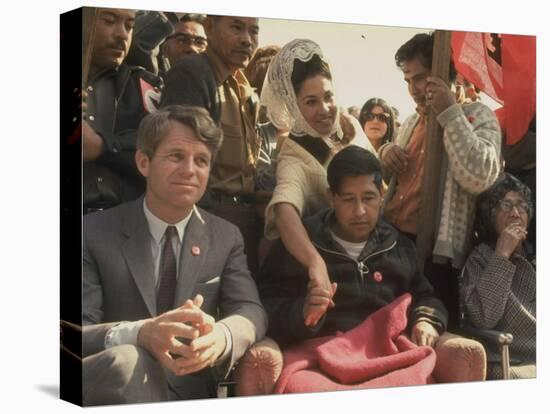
[126,13,207,77]
[162,14,208,69]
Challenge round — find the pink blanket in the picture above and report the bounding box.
[274,294,436,393]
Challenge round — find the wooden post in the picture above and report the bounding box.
[415,30,452,271]
[82,7,98,88]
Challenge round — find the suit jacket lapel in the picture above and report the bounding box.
[174,209,208,307]
[120,198,157,317]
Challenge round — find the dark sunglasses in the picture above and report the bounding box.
[166,33,208,48]
[365,112,390,122]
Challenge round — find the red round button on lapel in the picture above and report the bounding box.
[191,246,201,256]
[373,271,383,282]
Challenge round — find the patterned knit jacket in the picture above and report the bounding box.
[461,243,536,370]
[383,102,501,268]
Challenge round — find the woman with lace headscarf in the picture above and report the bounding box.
[260,39,376,327]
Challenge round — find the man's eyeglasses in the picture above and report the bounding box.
[365,112,390,122]
[498,199,529,214]
[167,33,208,48]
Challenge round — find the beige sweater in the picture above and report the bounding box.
[264,115,375,240]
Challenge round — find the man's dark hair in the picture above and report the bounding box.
[291,54,332,96]
[475,173,533,244]
[327,146,383,194]
[179,13,206,24]
[395,32,457,83]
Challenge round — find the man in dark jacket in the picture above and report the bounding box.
[83,8,162,212]
[258,146,448,347]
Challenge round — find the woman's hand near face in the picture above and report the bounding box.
[495,222,527,259]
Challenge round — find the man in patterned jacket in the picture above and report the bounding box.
[378,33,501,328]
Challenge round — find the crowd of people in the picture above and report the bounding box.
[78,7,537,405]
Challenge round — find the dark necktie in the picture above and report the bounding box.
[157,226,178,315]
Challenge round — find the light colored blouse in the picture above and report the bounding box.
[264,114,375,239]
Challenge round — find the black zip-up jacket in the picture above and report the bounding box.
[258,209,448,346]
[83,64,162,210]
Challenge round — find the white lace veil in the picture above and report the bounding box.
[260,38,343,142]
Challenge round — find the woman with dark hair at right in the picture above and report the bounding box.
[358,97,395,151]
[460,173,536,379]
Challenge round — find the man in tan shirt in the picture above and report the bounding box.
[161,15,262,275]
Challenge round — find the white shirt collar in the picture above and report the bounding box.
[330,230,367,260]
[143,199,193,244]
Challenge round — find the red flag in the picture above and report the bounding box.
[451,31,503,104]
[499,34,536,145]
[451,31,536,145]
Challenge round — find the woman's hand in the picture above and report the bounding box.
[495,222,527,259]
[303,258,337,327]
[303,279,338,328]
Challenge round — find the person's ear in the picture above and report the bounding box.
[135,149,151,178]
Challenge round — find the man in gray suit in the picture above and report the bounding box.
[82,105,267,405]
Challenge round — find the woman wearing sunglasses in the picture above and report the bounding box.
[358,97,396,152]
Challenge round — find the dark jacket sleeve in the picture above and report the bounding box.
[96,68,163,180]
[257,241,325,346]
[125,11,176,74]
[399,236,448,332]
[96,130,139,179]
[160,55,221,123]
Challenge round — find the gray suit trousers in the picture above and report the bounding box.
[83,345,217,406]
[83,345,167,406]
